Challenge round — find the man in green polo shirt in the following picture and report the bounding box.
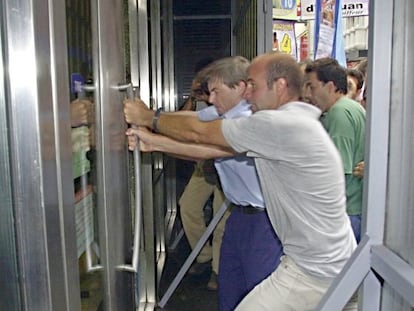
[305,57,366,243]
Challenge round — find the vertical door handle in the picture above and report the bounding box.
[117,83,142,273]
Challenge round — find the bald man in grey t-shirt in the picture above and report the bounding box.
[124,52,357,311]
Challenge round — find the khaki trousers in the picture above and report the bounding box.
[236,255,358,311]
[179,170,228,274]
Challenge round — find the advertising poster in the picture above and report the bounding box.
[273,20,298,60]
[314,0,346,66]
[72,126,91,179]
[299,31,309,61]
[74,187,94,258]
[300,0,369,19]
[340,0,369,17]
[314,0,338,59]
[273,0,300,20]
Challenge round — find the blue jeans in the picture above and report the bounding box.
[349,215,361,243]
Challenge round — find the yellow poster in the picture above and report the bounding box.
[273,20,297,60]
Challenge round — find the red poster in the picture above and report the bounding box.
[300,32,309,61]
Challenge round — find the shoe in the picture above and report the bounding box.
[188,260,211,276]
[207,271,218,291]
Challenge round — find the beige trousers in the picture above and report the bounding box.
[179,170,228,274]
[235,255,358,311]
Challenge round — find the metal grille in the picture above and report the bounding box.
[173,1,231,107]
[234,0,257,60]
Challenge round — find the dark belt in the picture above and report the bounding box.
[231,204,265,214]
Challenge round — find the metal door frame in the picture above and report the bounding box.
[0,1,22,309]
[128,0,158,310]
[0,0,81,309]
[90,0,135,309]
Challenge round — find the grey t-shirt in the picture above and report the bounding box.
[222,101,356,279]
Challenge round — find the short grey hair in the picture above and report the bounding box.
[203,56,250,89]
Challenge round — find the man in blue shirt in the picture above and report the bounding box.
[126,56,283,311]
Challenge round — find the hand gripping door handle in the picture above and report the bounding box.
[116,83,142,273]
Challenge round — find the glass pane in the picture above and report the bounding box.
[384,0,414,266]
[66,1,103,310]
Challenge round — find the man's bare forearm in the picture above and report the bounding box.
[156,113,229,148]
[124,98,230,148]
[152,133,234,160]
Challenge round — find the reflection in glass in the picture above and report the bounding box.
[67,1,103,310]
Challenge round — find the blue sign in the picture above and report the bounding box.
[281,0,295,10]
[71,73,85,95]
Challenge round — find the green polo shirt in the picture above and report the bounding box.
[321,96,366,216]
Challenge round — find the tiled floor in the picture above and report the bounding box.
[155,160,218,311]
[79,160,216,311]
[156,236,219,311]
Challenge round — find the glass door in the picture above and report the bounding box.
[1,0,146,309]
[66,0,135,310]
